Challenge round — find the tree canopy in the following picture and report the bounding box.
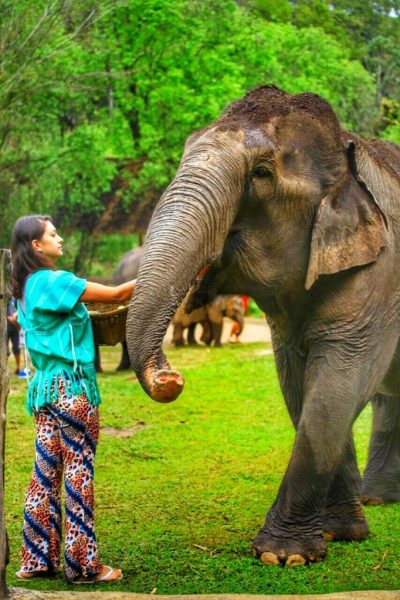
[1,0,399,270]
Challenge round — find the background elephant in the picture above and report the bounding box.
[206,295,245,347]
[94,247,143,372]
[111,246,143,370]
[172,302,208,347]
[97,245,200,367]
[112,246,144,285]
[172,295,245,347]
[127,85,400,566]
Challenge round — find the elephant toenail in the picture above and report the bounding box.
[260,552,279,565]
[286,554,306,567]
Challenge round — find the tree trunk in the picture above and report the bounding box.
[0,249,11,598]
[73,230,97,277]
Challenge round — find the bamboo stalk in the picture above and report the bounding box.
[0,249,11,598]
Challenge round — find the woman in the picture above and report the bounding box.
[11,215,136,584]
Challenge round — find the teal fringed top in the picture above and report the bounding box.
[17,269,101,415]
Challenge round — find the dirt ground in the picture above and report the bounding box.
[164,317,271,346]
[7,588,400,599]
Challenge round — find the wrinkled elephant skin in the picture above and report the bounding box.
[126,85,400,565]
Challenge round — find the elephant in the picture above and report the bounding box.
[112,246,144,285]
[111,246,144,370]
[126,85,400,566]
[172,295,245,347]
[172,302,208,347]
[362,394,400,505]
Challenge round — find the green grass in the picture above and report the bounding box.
[5,342,399,594]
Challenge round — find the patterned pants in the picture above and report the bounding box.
[20,382,103,582]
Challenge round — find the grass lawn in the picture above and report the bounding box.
[5,341,399,594]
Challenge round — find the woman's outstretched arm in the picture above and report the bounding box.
[80,279,136,303]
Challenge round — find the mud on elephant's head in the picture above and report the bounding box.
[127,85,388,402]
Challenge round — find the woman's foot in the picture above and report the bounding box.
[16,569,58,580]
[73,565,123,584]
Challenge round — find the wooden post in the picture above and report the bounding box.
[0,249,11,598]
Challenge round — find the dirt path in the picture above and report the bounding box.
[7,588,400,599]
[164,317,271,346]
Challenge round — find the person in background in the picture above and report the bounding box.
[11,215,136,584]
[7,296,22,375]
[229,295,249,343]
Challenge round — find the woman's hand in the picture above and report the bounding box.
[80,279,136,304]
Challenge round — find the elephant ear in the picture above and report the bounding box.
[305,140,389,290]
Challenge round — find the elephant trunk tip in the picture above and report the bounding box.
[146,368,185,403]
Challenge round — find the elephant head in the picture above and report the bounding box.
[127,85,388,402]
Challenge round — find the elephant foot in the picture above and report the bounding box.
[362,473,400,505]
[253,526,327,566]
[322,506,369,541]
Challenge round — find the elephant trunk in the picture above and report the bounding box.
[126,144,242,402]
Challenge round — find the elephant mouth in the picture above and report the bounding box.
[179,259,219,315]
[195,260,214,282]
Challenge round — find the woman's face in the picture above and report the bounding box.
[32,220,63,261]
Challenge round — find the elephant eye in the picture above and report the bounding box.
[252,165,272,179]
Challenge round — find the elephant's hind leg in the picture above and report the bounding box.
[362,393,400,505]
[323,437,369,541]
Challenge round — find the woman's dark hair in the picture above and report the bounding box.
[11,215,55,299]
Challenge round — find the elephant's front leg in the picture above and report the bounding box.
[270,335,365,542]
[253,346,374,566]
[210,321,223,347]
[187,323,198,345]
[362,393,400,504]
[172,323,185,347]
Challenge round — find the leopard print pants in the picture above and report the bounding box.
[20,379,103,582]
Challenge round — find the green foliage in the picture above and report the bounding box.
[88,232,140,276]
[235,17,376,131]
[0,0,398,259]
[382,124,400,144]
[245,1,400,107]
[55,231,140,275]
[101,0,244,191]
[247,298,265,318]
[247,0,293,22]
[0,0,122,247]
[379,97,400,143]
[5,343,400,593]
